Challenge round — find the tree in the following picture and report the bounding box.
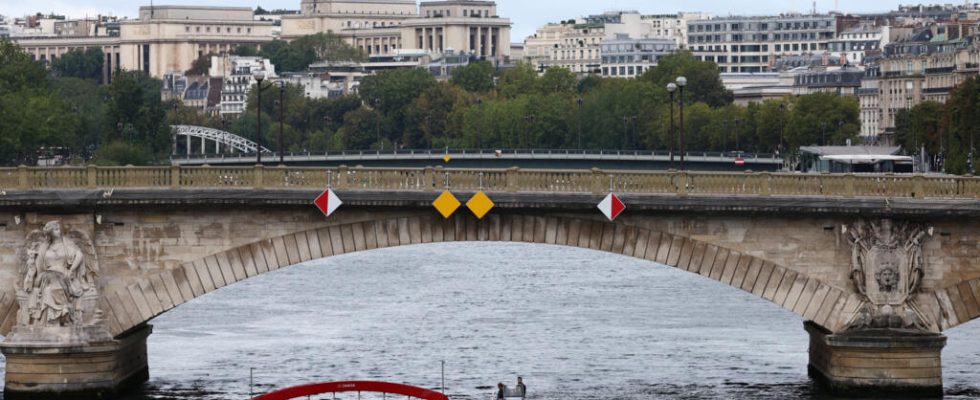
[786,92,859,149]
[939,76,980,174]
[232,44,258,57]
[450,61,494,93]
[50,47,104,82]
[266,33,366,72]
[0,40,77,165]
[185,54,212,76]
[104,71,171,161]
[641,50,733,107]
[536,67,577,95]
[0,39,48,93]
[497,62,539,99]
[358,68,437,145]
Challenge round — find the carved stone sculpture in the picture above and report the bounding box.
[16,221,101,328]
[844,219,931,331]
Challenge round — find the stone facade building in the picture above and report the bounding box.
[859,26,980,142]
[600,34,677,78]
[523,11,704,75]
[687,14,838,73]
[12,6,274,80]
[282,0,513,62]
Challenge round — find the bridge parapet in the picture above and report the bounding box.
[1,166,978,199]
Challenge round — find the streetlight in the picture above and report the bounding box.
[676,76,687,170]
[277,81,286,164]
[733,118,741,152]
[373,97,382,151]
[576,97,584,149]
[476,97,483,149]
[821,122,827,147]
[778,102,787,155]
[523,114,535,148]
[252,70,268,164]
[667,83,677,169]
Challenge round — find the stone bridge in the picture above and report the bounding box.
[0,165,978,399]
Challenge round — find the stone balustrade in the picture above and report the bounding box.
[0,165,977,199]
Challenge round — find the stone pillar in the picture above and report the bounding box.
[805,322,946,397]
[2,325,152,400]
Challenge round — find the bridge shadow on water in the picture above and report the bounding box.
[22,242,979,400]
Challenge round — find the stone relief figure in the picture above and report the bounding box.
[844,219,932,331]
[18,221,99,328]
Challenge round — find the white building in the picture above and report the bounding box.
[209,55,277,116]
[600,34,677,78]
[687,14,838,73]
[829,24,889,66]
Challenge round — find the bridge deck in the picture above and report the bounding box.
[0,166,975,199]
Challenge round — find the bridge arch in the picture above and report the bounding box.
[172,125,272,155]
[99,214,855,337]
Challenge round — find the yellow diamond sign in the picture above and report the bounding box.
[432,190,461,219]
[466,191,495,219]
[443,153,452,163]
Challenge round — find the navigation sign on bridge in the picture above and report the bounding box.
[313,188,343,218]
[597,193,626,221]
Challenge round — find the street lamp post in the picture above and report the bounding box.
[576,97,583,149]
[676,76,687,170]
[667,83,677,169]
[277,81,285,164]
[374,97,382,151]
[778,103,787,155]
[252,70,267,165]
[524,114,535,149]
[476,97,483,149]
[733,118,741,152]
[821,122,827,147]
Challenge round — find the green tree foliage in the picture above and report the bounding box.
[537,67,577,95]
[185,54,212,76]
[785,92,860,149]
[641,50,733,107]
[449,61,494,93]
[231,44,259,57]
[50,47,104,82]
[0,39,77,165]
[359,68,437,147]
[262,33,366,72]
[497,62,539,98]
[104,71,171,162]
[939,77,980,174]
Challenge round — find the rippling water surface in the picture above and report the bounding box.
[17,242,980,399]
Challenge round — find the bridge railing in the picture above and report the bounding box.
[0,165,977,199]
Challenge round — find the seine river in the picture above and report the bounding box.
[17,242,980,399]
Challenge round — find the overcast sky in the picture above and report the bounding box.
[2,0,916,40]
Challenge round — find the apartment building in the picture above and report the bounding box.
[687,14,838,73]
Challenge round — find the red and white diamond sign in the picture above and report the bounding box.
[597,193,626,221]
[313,188,343,218]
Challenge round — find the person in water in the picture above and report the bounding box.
[516,376,526,397]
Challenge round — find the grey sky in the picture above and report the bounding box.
[3,0,916,40]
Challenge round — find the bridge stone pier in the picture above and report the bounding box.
[0,165,978,398]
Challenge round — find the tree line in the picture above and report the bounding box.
[3,35,977,174]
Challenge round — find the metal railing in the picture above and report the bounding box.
[0,165,977,199]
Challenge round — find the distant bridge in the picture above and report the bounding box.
[172,149,785,171]
[172,125,271,155]
[169,125,784,171]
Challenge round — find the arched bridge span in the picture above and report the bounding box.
[100,214,852,338]
[172,125,271,156]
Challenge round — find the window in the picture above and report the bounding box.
[185,26,190,32]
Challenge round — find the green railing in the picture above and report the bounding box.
[0,165,977,199]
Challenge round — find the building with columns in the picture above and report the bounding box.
[12,5,274,80]
[281,0,512,62]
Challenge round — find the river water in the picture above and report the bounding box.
[15,242,980,399]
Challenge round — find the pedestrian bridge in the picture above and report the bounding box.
[0,166,978,399]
